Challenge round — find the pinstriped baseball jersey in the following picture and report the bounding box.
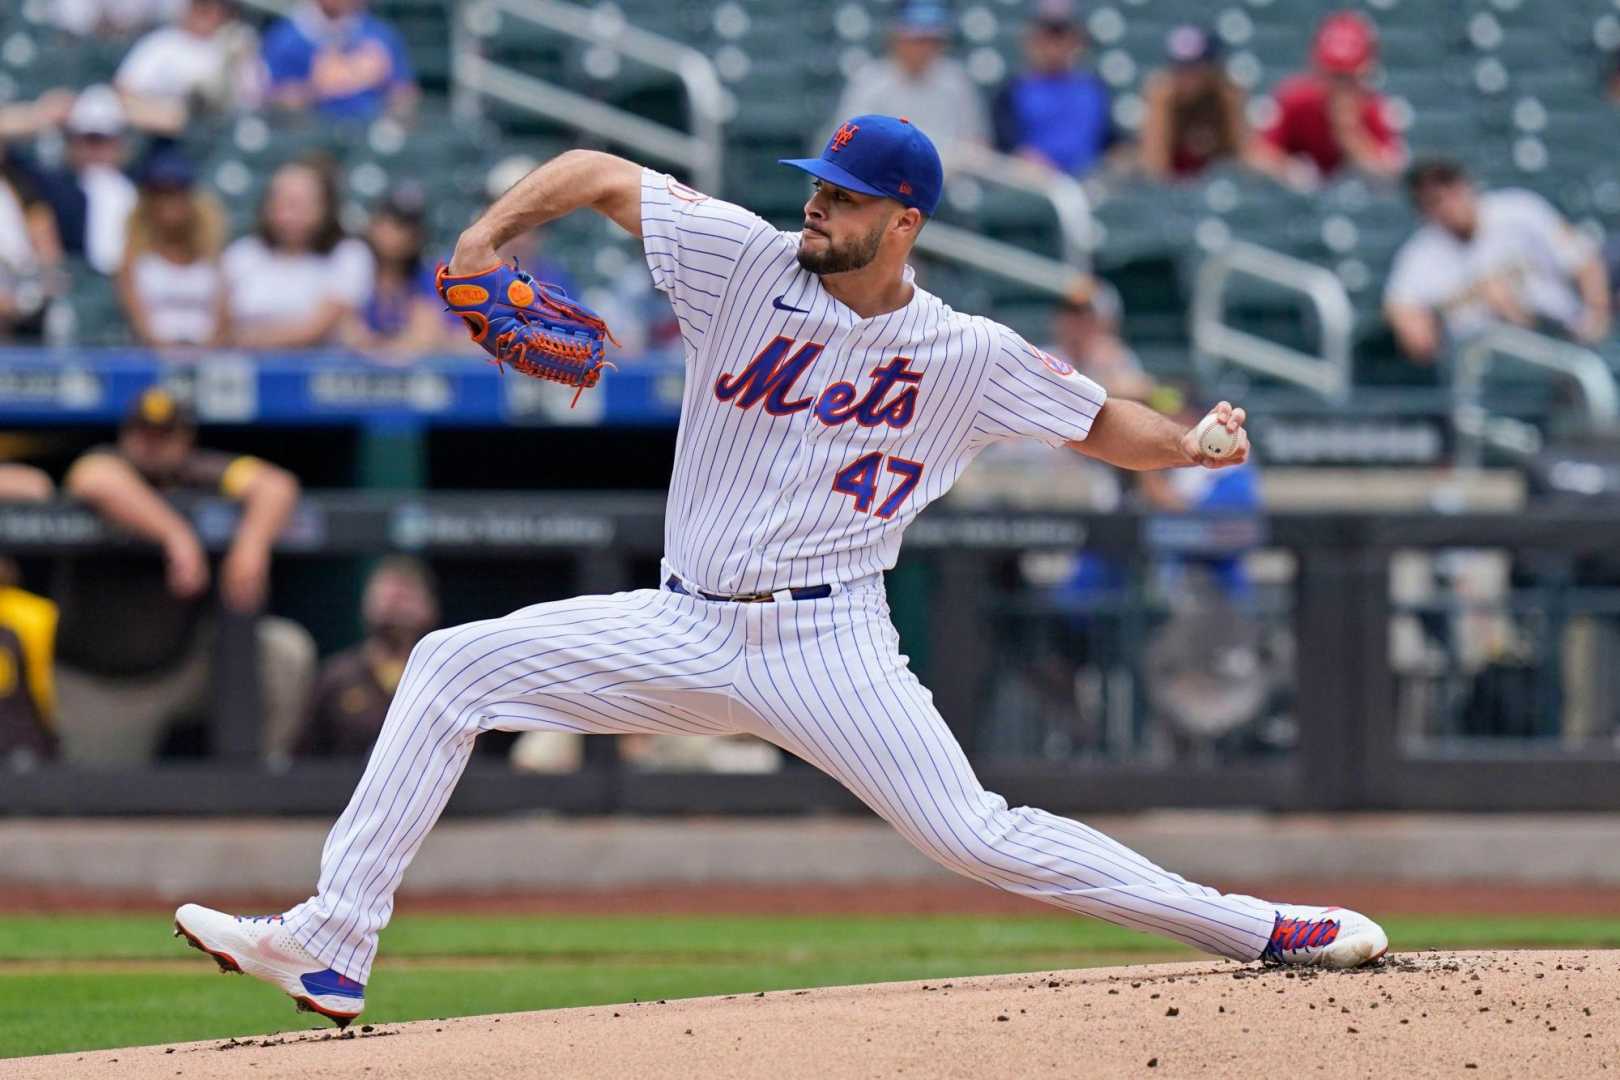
[640,169,1107,595]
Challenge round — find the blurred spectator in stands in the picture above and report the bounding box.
[223,156,374,349]
[991,0,1113,176]
[1139,25,1256,182]
[54,388,314,766]
[117,149,230,349]
[262,0,419,123]
[1385,159,1609,365]
[342,184,449,361]
[6,86,139,276]
[1046,277,1154,400]
[0,155,63,342]
[295,556,438,758]
[50,0,182,37]
[116,0,265,138]
[829,2,988,157]
[1251,11,1404,188]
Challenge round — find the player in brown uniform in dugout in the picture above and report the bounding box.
[296,556,439,758]
[53,388,315,765]
[0,460,57,767]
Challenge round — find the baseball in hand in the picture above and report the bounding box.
[1192,412,1238,459]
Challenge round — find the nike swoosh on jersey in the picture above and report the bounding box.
[772,295,811,314]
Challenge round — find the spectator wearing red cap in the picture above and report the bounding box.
[1252,11,1405,187]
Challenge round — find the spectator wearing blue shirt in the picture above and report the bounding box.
[991,0,1115,177]
[343,184,449,361]
[261,0,417,122]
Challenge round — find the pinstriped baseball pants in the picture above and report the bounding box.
[284,580,1278,983]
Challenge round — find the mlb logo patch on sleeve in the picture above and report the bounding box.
[1033,346,1075,377]
[666,176,709,203]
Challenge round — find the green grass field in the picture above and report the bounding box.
[3,913,1617,1060]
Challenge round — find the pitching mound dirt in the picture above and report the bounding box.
[7,951,1616,1079]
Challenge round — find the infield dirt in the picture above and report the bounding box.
[6,950,1616,1079]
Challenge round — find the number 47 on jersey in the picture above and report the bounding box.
[713,335,928,520]
[833,452,923,519]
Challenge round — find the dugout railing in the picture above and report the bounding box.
[2,496,1619,816]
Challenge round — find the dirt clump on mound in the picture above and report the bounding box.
[8,950,1616,1079]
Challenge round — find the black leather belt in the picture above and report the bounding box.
[665,575,832,603]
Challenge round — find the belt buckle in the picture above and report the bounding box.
[731,590,774,603]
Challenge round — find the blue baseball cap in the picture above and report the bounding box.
[136,147,197,189]
[893,2,953,37]
[779,115,944,217]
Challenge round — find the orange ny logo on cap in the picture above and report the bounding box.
[831,123,859,151]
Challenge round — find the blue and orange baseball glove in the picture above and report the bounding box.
[435,260,617,404]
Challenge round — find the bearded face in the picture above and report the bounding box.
[795,217,888,275]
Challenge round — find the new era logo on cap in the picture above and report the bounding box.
[778,114,944,217]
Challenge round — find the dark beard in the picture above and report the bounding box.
[796,224,884,275]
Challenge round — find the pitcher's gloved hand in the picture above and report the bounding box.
[435,260,617,405]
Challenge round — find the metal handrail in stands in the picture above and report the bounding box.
[452,0,725,194]
[947,142,1096,270]
[1453,324,1620,468]
[912,221,1084,304]
[1191,241,1355,404]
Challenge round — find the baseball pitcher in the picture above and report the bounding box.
[175,116,1386,1026]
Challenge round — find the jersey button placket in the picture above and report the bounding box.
[750,322,854,568]
[758,325,861,569]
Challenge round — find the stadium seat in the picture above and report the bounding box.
[60,258,128,347]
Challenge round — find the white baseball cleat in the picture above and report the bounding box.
[1260,904,1389,969]
[172,904,365,1027]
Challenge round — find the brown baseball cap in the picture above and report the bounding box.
[124,387,195,431]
